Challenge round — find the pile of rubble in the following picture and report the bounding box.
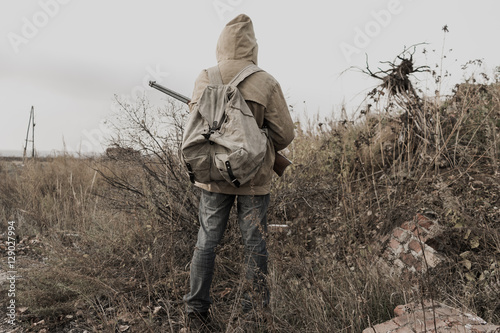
[366,214,500,332]
[378,213,443,275]
[363,301,499,333]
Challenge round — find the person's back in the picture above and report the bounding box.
[189,14,294,195]
[183,13,294,331]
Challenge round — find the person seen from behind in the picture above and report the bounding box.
[183,13,295,331]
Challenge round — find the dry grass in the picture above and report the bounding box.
[1,64,499,332]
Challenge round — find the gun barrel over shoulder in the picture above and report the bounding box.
[149,81,191,105]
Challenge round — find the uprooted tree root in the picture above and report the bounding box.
[350,45,498,177]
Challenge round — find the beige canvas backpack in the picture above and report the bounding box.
[181,64,268,188]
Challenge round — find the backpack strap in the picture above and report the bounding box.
[207,64,261,87]
[228,64,262,87]
[207,66,223,85]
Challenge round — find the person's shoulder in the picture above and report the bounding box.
[254,67,276,80]
[250,68,280,87]
[195,68,210,82]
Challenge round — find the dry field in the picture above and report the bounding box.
[1,55,499,332]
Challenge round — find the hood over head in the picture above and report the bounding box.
[216,14,258,65]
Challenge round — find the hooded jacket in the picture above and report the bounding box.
[189,14,294,195]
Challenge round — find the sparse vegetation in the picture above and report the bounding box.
[1,50,499,332]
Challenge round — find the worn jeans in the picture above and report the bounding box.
[184,189,270,314]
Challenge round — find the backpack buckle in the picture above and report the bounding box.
[225,161,240,188]
[202,121,220,141]
[185,163,196,184]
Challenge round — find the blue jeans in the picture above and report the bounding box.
[184,189,270,314]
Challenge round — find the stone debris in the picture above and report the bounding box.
[363,301,500,333]
[379,213,444,275]
[369,215,500,332]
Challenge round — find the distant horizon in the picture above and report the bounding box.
[0,149,102,158]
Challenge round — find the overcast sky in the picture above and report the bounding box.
[1,0,499,155]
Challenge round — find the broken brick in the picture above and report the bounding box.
[393,314,411,326]
[408,239,423,254]
[370,320,399,332]
[415,213,429,223]
[401,253,419,268]
[413,262,423,272]
[412,227,428,239]
[393,228,410,242]
[389,238,401,251]
[365,302,500,333]
[422,250,441,268]
[394,305,408,316]
[417,219,434,230]
[400,221,415,231]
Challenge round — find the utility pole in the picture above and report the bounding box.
[23,106,35,163]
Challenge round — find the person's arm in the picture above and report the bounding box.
[265,82,295,151]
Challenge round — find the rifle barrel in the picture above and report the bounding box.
[148,81,191,104]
